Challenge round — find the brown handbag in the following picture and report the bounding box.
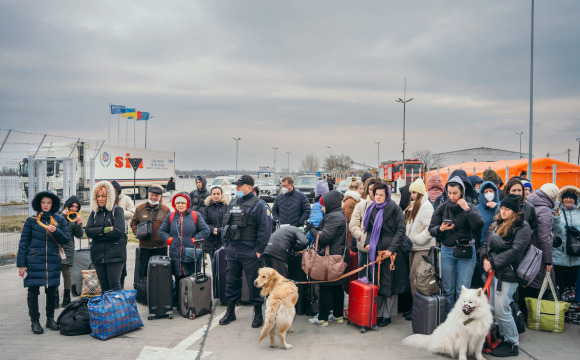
[302,218,349,281]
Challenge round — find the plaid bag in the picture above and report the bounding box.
[88,290,143,340]
[81,270,101,297]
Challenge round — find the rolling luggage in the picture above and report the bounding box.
[411,246,445,335]
[346,279,378,333]
[71,239,92,297]
[180,241,213,319]
[212,246,227,305]
[134,247,141,289]
[307,283,320,314]
[147,255,173,320]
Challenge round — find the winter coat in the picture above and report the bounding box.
[167,179,176,191]
[307,200,324,244]
[552,186,580,267]
[476,181,500,246]
[399,184,411,211]
[263,226,309,263]
[221,179,232,203]
[342,190,361,240]
[483,169,505,201]
[405,195,435,251]
[527,189,557,289]
[189,175,210,212]
[272,188,311,227]
[130,202,171,249]
[85,181,127,264]
[111,180,136,221]
[480,217,531,285]
[433,170,475,209]
[309,191,348,285]
[469,175,484,205]
[349,197,372,253]
[60,195,84,266]
[364,199,410,297]
[158,208,210,277]
[427,174,444,205]
[17,191,70,288]
[201,195,229,254]
[429,176,484,248]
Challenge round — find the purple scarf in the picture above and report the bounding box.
[363,187,392,271]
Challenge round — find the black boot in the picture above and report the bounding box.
[219,302,236,325]
[403,310,412,317]
[54,289,60,309]
[45,318,59,331]
[490,341,519,357]
[62,289,71,307]
[31,319,44,334]
[252,305,263,328]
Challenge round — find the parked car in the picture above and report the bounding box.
[210,176,237,199]
[293,175,318,200]
[255,178,280,202]
[336,180,350,195]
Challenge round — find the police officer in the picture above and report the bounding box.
[219,175,272,328]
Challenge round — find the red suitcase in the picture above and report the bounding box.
[346,279,378,333]
[345,249,359,294]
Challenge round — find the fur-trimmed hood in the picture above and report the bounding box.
[205,193,230,206]
[343,190,361,202]
[557,185,580,205]
[91,181,116,212]
[32,190,61,214]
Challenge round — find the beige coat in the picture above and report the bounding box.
[349,197,372,253]
[405,195,435,251]
[117,193,136,221]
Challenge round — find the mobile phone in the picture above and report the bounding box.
[22,271,28,279]
[443,219,453,225]
[553,201,560,211]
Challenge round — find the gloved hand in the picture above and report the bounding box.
[167,237,173,245]
[305,222,315,232]
[103,227,112,234]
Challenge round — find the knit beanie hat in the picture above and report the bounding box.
[522,181,532,190]
[408,178,426,195]
[315,180,329,197]
[539,183,559,200]
[500,194,521,213]
[562,191,578,203]
[174,195,188,203]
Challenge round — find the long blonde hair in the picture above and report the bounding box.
[405,193,423,223]
[493,210,521,238]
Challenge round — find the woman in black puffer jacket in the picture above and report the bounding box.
[479,194,531,357]
[85,181,127,292]
[201,186,229,271]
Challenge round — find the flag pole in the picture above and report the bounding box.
[108,103,111,145]
[126,118,128,146]
[134,119,136,147]
[117,114,120,146]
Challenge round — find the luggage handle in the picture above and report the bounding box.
[192,239,206,279]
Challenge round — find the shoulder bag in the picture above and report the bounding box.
[136,207,160,240]
[302,217,349,281]
[563,210,580,256]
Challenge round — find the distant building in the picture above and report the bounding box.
[436,147,532,167]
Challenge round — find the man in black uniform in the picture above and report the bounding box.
[219,175,272,328]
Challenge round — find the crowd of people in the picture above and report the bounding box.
[15,169,580,358]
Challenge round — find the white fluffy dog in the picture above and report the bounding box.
[402,286,493,360]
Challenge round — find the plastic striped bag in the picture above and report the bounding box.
[88,290,143,340]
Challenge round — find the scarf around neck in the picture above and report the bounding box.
[363,188,391,271]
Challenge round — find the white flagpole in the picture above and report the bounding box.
[117,114,120,146]
[134,119,136,147]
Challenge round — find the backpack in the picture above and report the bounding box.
[57,297,91,336]
[169,211,198,228]
[415,253,441,296]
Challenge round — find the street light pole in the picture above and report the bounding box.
[528,0,535,182]
[327,146,332,173]
[375,142,380,173]
[396,77,413,180]
[233,138,241,175]
[515,132,524,159]
[145,116,154,149]
[272,147,278,173]
[576,138,580,165]
[286,152,291,177]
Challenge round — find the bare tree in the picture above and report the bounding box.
[300,153,320,171]
[323,154,353,171]
[336,154,353,170]
[411,149,446,171]
[322,155,339,171]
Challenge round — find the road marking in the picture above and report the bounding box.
[136,307,237,360]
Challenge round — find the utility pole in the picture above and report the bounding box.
[286,152,291,177]
[272,147,278,173]
[568,148,571,163]
[375,142,380,173]
[396,77,413,180]
[515,132,523,159]
[528,0,535,182]
[327,146,332,172]
[577,138,580,165]
[233,138,241,175]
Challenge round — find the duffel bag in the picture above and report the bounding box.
[57,297,91,336]
[88,290,143,340]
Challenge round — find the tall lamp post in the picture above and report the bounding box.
[272,147,278,174]
[375,142,380,174]
[233,138,241,175]
[286,152,291,177]
[528,0,535,181]
[396,77,413,180]
[327,146,332,173]
[576,138,580,165]
[515,132,524,159]
[145,116,154,149]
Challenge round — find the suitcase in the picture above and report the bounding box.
[180,241,213,319]
[212,246,227,305]
[307,283,320,315]
[346,280,378,333]
[134,247,141,289]
[411,288,446,335]
[146,256,173,320]
[345,249,359,295]
[71,239,92,297]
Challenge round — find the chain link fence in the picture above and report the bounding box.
[0,158,28,264]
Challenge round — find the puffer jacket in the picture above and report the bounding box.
[201,195,229,254]
[272,188,311,227]
[17,191,70,288]
[476,181,500,246]
[469,175,484,206]
[158,207,210,277]
[480,217,531,286]
[429,176,484,248]
[349,197,372,253]
[405,194,435,251]
[189,175,211,212]
[552,186,580,267]
[85,181,127,264]
[309,191,348,285]
[263,226,309,263]
[433,169,475,209]
[60,195,84,266]
[342,190,361,241]
[527,189,557,289]
[307,199,324,244]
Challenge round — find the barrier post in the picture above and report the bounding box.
[506,166,510,184]
[553,164,557,184]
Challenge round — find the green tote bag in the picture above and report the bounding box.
[525,275,571,333]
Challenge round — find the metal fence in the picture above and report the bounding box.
[0,158,28,260]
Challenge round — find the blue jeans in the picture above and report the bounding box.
[440,245,476,315]
[490,277,519,345]
[169,190,174,198]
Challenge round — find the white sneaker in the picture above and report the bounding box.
[308,314,319,324]
[328,314,344,323]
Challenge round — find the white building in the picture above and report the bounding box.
[436,147,531,167]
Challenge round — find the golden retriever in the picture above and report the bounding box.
[254,267,298,350]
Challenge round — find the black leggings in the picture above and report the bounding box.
[318,284,344,321]
[94,262,125,292]
[28,286,58,321]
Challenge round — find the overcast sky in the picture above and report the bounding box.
[1,0,579,170]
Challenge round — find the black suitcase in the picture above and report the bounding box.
[147,255,174,320]
[134,247,141,289]
[71,239,92,297]
[213,246,227,305]
[411,291,446,335]
[180,241,213,319]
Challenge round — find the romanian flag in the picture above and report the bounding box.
[122,108,136,119]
